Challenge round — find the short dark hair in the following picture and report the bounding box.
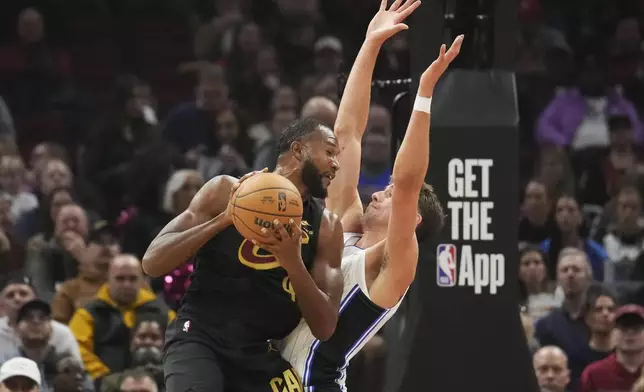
[277,118,329,156]
[416,183,445,242]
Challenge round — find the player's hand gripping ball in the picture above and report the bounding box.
[230,172,303,243]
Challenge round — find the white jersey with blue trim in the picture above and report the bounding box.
[280,233,405,391]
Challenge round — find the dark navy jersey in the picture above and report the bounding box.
[179,196,324,343]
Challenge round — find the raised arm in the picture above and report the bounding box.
[142,170,266,277]
[369,36,463,309]
[326,0,421,233]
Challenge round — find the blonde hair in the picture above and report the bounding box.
[161,170,202,214]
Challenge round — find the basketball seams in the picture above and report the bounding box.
[233,204,302,218]
[235,187,301,200]
[233,213,267,239]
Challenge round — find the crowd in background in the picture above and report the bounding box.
[5,0,644,391]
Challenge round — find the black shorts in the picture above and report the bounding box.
[164,317,302,392]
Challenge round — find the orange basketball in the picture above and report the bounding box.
[231,173,303,243]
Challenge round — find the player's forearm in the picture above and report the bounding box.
[142,213,232,277]
[392,109,430,189]
[334,38,382,142]
[285,258,338,341]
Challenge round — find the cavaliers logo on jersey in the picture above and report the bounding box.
[237,221,312,270]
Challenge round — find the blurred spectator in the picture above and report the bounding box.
[299,36,343,102]
[533,346,570,392]
[603,184,644,282]
[0,7,71,116]
[0,277,81,364]
[1,300,92,392]
[68,255,174,380]
[517,0,572,76]
[52,221,121,324]
[535,248,593,389]
[82,75,160,219]
[100,315,165,392]
[26,143,69,191]
[0,155,39,221]
[252,108,297,171]
[0,192,25,277]
[535,147,576,201]
[576,115,640,207]
[611,17,641,56]
[519,179,556,248]
[51,356,91,392]
[195,106,252,179]
[0,357,42,392]
[301,96,338,128]
[358,105,392,203]
[1,299,56,392]
[121,168,201,262]
[25,203,89,302]
[14,158,75,242]
[118,369,158,392]
[162,64,229,153]
[193,0,246,61]
[541,195,608,280]
[579,304,644,392]
[584,288,616,364]
[518,246,560,321]
[536,54,642,150]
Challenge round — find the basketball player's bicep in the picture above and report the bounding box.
[370,240,418,309]
[157,176,232,236]
[326,136,363,224]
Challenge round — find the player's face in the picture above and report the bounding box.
[300,128,339,198]
[364,184,394,228]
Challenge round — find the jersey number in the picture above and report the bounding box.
[282,277,296,302]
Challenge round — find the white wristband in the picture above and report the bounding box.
[413,95,432,113]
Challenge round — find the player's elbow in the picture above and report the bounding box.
[312,319,337,341]
[310,309,338,341]
[141,252,164,278]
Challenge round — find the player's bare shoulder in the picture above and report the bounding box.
[191,175,238,217]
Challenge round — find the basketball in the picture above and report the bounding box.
[231,173,304,242]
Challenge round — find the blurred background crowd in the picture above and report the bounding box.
[5,0,644,391]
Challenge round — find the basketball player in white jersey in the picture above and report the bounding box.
[279,0,463,390]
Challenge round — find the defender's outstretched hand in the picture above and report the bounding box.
[419,35,464,94]
[366,0,422,44]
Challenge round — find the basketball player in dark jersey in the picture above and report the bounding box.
[280,1,463,389]
[142,118,345,392]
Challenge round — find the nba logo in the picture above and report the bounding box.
[437,244,457,287]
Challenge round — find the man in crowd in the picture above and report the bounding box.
[0,277,80,364]
[535,247,593,389]
[69,255,174,381]
[533,346,570,392]
[579,304,644,392]
[0,357,41,392]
